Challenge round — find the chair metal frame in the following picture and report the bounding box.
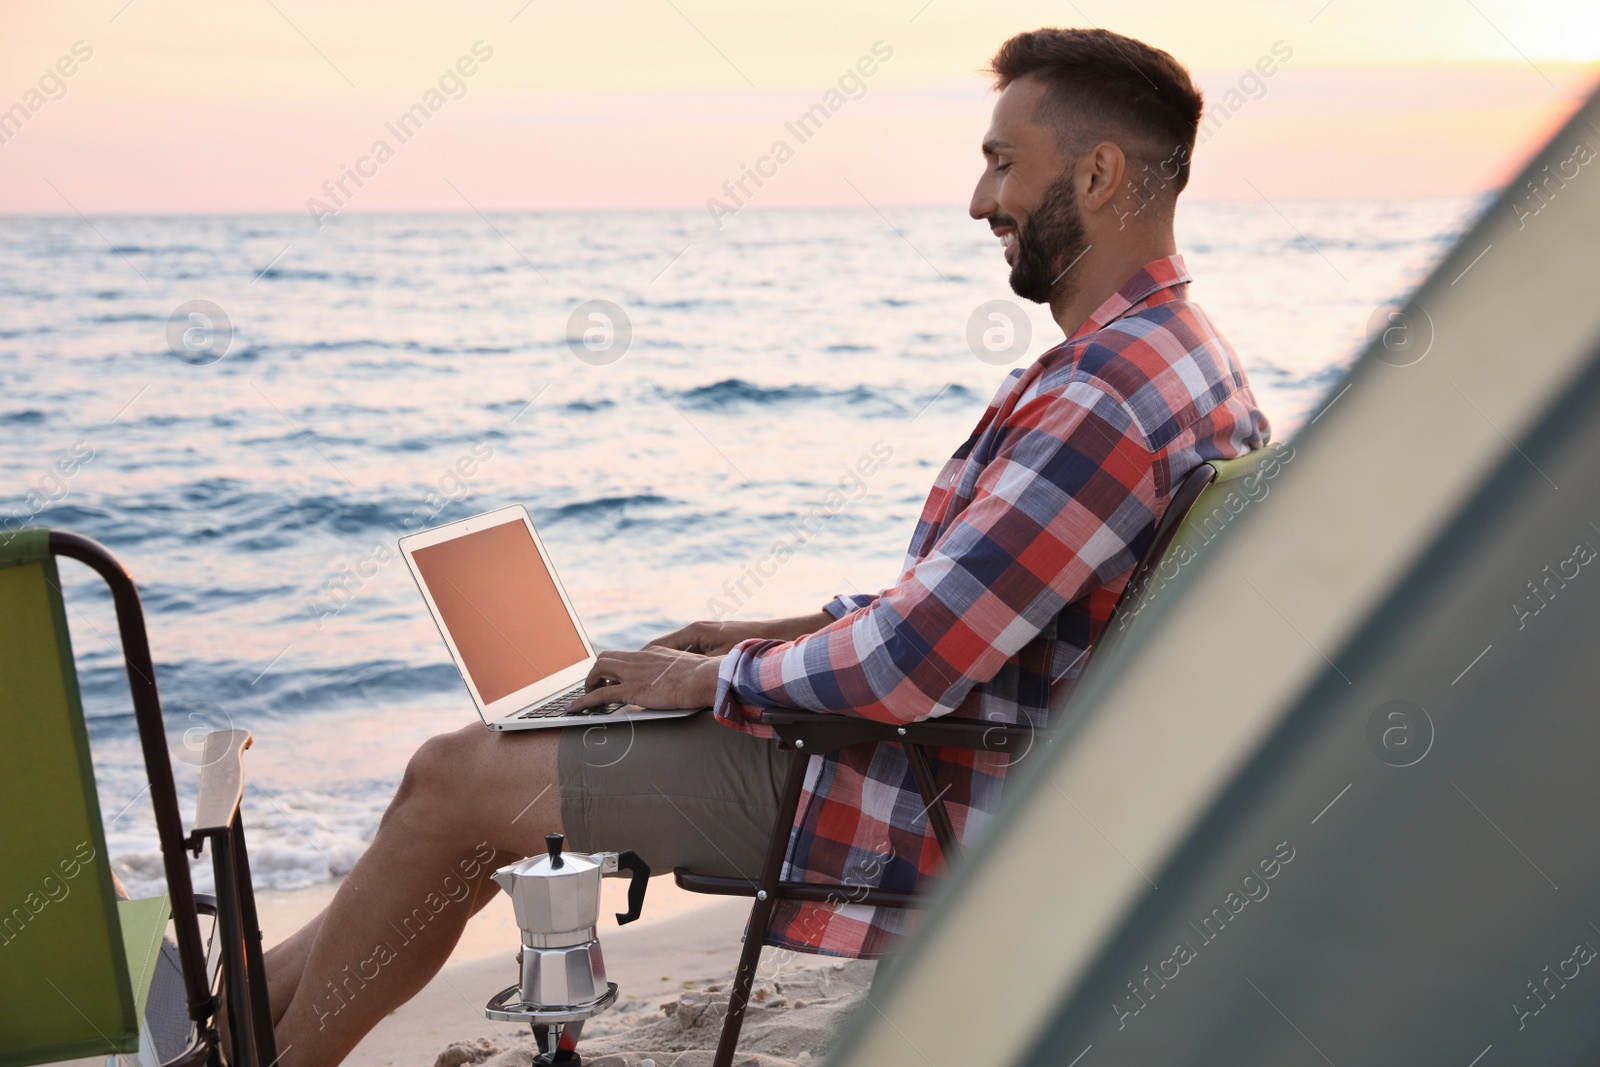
[47,531,277,1067]
[672,461,1222,1067]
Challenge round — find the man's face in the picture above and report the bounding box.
[969,76,1090,305]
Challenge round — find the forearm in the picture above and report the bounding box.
[717,597,985,726]
[748,610,835,643]
[647,610,837,657]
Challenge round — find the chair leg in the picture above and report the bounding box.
[210,837,254,1067]
[232,818,279,1067]
[903,743,959,861]
[712,749,810,1067]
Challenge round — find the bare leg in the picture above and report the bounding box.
[266,916,322,1026]
[270,722,565,1067]
[264,852,512,1027]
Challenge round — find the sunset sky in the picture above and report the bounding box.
[1,0,1596,215]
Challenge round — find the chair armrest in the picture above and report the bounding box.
[673,868,924,908]
[758,710,903,754]
[190,729,252,852]
[757,709,1035,755]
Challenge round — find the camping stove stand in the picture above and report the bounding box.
[486,982,619,1066]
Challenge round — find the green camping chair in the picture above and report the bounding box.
[672,444,1290,1067]
[0,528,277,1067]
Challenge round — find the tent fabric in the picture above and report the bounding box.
[1017,306,1600,1064]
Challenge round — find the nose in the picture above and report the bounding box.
[970,170,997,223]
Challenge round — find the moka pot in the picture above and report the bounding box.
[485,833,648,1028]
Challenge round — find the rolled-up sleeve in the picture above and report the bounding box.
[822,592,881,618]
[713,382,1158,731]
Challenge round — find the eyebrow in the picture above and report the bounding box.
[982,138,1015,157]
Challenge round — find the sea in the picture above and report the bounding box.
[0,197,1484,897]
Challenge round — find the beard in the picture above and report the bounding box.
[1005,173,1090,305]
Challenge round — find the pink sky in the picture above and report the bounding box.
[1,1,1595,214]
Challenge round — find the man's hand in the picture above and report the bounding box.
[566,647,724,713]
[646,610,835,657]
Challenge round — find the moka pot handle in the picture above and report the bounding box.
[609,850,650,925]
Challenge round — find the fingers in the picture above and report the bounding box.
[567,683,627,712]
[643,622,705,652]
[642,629,684,651]
[577,650,655,710]
[583,656,617,692]
[574,647,707,711]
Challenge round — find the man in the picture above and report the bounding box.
[266,27,1269,1065]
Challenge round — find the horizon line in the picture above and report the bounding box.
[0,190,1495,221]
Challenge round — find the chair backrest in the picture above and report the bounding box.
[1045,445,1290,718]
[0,529,141,1065]
[1110,444,1293,638]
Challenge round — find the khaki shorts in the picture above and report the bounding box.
[557,709,795,882]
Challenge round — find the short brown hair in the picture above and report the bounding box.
[988,28,1204,193]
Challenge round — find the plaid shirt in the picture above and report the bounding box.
[711,255,1271,958]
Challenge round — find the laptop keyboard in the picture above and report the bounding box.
[514,683,625,720]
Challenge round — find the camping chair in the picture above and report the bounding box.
[675,447,1286,1067]
[0,528,277,1067]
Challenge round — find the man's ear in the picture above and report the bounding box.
[1079,141,1127,212]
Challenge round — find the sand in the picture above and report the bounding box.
[253,877,874,1067]
[429,953,876,1067]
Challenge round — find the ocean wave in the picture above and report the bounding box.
[632,297,733,312]
[243,660,461,709]
[560,398,615,413]
[139,583,300,615]
[81,659,462,737]
[20,502,117,533]
[672,378,892,411]
[36,484,489,550]
[45,479,588,556]
[107,778,392,895]
[89,312,164,324]
[282,338,517,357]
[256,267,336,282]
[544,493,675,523]
[106,245,212,255]
[912,382,978,405]
[214,344,264,364]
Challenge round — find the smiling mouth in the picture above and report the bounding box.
[993,227,1017,257]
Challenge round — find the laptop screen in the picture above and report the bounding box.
[409,518,589,705]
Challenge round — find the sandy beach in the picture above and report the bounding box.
[254,877,872,1067]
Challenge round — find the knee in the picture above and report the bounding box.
[396,724,483,815]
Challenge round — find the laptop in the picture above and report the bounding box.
[399,504,704,731]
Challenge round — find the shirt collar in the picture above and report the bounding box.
[1066,253,1192,343]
